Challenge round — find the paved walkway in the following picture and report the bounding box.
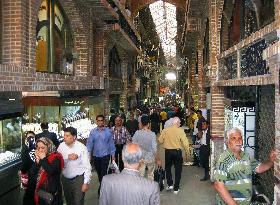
[84,165,216,205]
[84,133,216,205]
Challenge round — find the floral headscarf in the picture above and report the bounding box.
[36,137,56,154]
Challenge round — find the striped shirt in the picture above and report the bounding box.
[111,126,131,145]
[213,149,260,205]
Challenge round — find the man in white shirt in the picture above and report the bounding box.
[58,127,92,205]
[198,120,211,181]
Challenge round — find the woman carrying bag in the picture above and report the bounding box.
[34,137,64,205]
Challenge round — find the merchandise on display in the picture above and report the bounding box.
[0,151,21,167]
[22,123,59,136]
[62,118,97,140]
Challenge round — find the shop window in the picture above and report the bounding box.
[36,0,73,74]
[195,51,198,75]
[220,0,274,51]
[109,46,122,78]
[203,19,209,66]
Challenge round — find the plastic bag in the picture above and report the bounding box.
[107,160,120,174]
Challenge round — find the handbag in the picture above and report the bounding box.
[37,189,54,205]
[154,166,165,191]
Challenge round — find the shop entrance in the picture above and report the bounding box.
[225,85,275,202]
[109,94,120,113]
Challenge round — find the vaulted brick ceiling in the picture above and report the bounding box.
[131,0,187,17]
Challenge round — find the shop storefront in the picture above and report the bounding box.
[0,92,23,204]
[22,90,104,142]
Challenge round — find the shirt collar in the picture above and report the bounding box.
[122,168,140,176]
[226,148,245,159]
[97,126,105,131]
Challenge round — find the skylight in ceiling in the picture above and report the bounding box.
[150,1,177,62]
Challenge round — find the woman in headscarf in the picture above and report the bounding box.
[21,131,37,205]
[34,137,64,205]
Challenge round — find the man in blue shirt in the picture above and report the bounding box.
[86,114,115,195]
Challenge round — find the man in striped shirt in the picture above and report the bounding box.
[213,127,276,205]
[112,116,132,171]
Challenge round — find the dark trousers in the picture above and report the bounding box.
[115,144,124,171]
[93,155,110,193]
[62,175,84,205]
[200,145,210,178]
[22,182,36,205]
[165,149,183,191]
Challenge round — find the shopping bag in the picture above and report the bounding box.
[154,166,165,191]
[107,160,120,174]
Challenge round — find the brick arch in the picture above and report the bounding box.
[30,0,88,74]
[131,0,186,17]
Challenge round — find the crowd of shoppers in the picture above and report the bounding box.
[20,105,276,205]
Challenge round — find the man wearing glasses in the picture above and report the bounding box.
[86,114,116,195]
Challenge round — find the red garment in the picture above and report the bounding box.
[34,153,64,205]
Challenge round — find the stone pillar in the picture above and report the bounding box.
[102,30,110,121]
[120,59,128,110]
[197,38,207,108]
[189,56,198,108]
[208,0,225,177]
[208,0,225,138]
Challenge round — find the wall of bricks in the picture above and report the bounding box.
[197,0,280,201]
[0,0,107,93]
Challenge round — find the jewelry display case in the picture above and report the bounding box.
[0,92,23,197]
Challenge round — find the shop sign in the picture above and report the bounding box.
[62,99,85,106]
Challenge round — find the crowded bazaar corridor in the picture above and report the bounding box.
[0,0,280,204]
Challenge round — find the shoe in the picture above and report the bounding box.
[166,185,174,191]
[174,189,180,194]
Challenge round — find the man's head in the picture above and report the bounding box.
[122,143,143,170]
[226,127,243,154]
[63,126,77,146]
[201,120,209,130]
[115,116,122,127]
[141,115,150,127]
[40,122,49,130]
[129,112,134,120]
[110,108,116,114]
[196,110,203,119]
[173,117,181,127]
[96,115,105,127]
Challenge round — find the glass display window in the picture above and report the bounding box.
[0,117,22,167]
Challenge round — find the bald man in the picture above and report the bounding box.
[99,143,160,205]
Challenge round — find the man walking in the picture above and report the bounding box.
[35,122,60,148]
[213,127,276,205]
[86,115,116,194]
[158,117,190,194]
[198,120,211,181]
[99,143,160,205]
[57,127,92,205]
[111,116,131,171]
[133,115,160,180]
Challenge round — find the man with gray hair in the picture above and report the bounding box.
[99,143,160,205]
[213,127,276,205]
[158,117,190,194]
